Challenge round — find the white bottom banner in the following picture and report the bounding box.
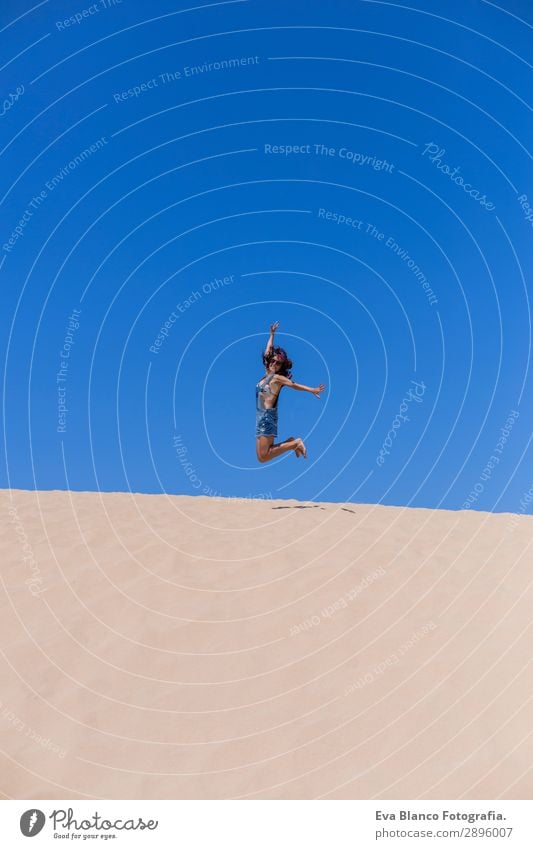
[1,800,531,848]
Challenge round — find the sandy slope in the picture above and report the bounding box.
[1,489,532,799]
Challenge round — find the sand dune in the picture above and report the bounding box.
[1,489,532,799]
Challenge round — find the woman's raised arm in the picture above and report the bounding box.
[264,320,279,359]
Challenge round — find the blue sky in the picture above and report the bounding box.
[1,0,532,511]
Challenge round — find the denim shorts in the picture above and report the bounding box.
[256,407,278,437]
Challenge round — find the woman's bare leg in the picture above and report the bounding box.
[256,436,306,463]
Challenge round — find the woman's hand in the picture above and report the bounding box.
[269,321,279,333]
[312,384,326,398]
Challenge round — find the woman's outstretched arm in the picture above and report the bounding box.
[264,321,279,359]
[275,375,326,398]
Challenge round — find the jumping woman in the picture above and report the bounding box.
[255,321,326,464]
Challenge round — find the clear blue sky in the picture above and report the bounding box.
[1,0,532,512]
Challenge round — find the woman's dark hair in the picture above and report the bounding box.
[262,346,293,379]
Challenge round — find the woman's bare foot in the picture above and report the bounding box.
[294,437,307,458]
[283,436,302,459]
[286,436,302,458]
